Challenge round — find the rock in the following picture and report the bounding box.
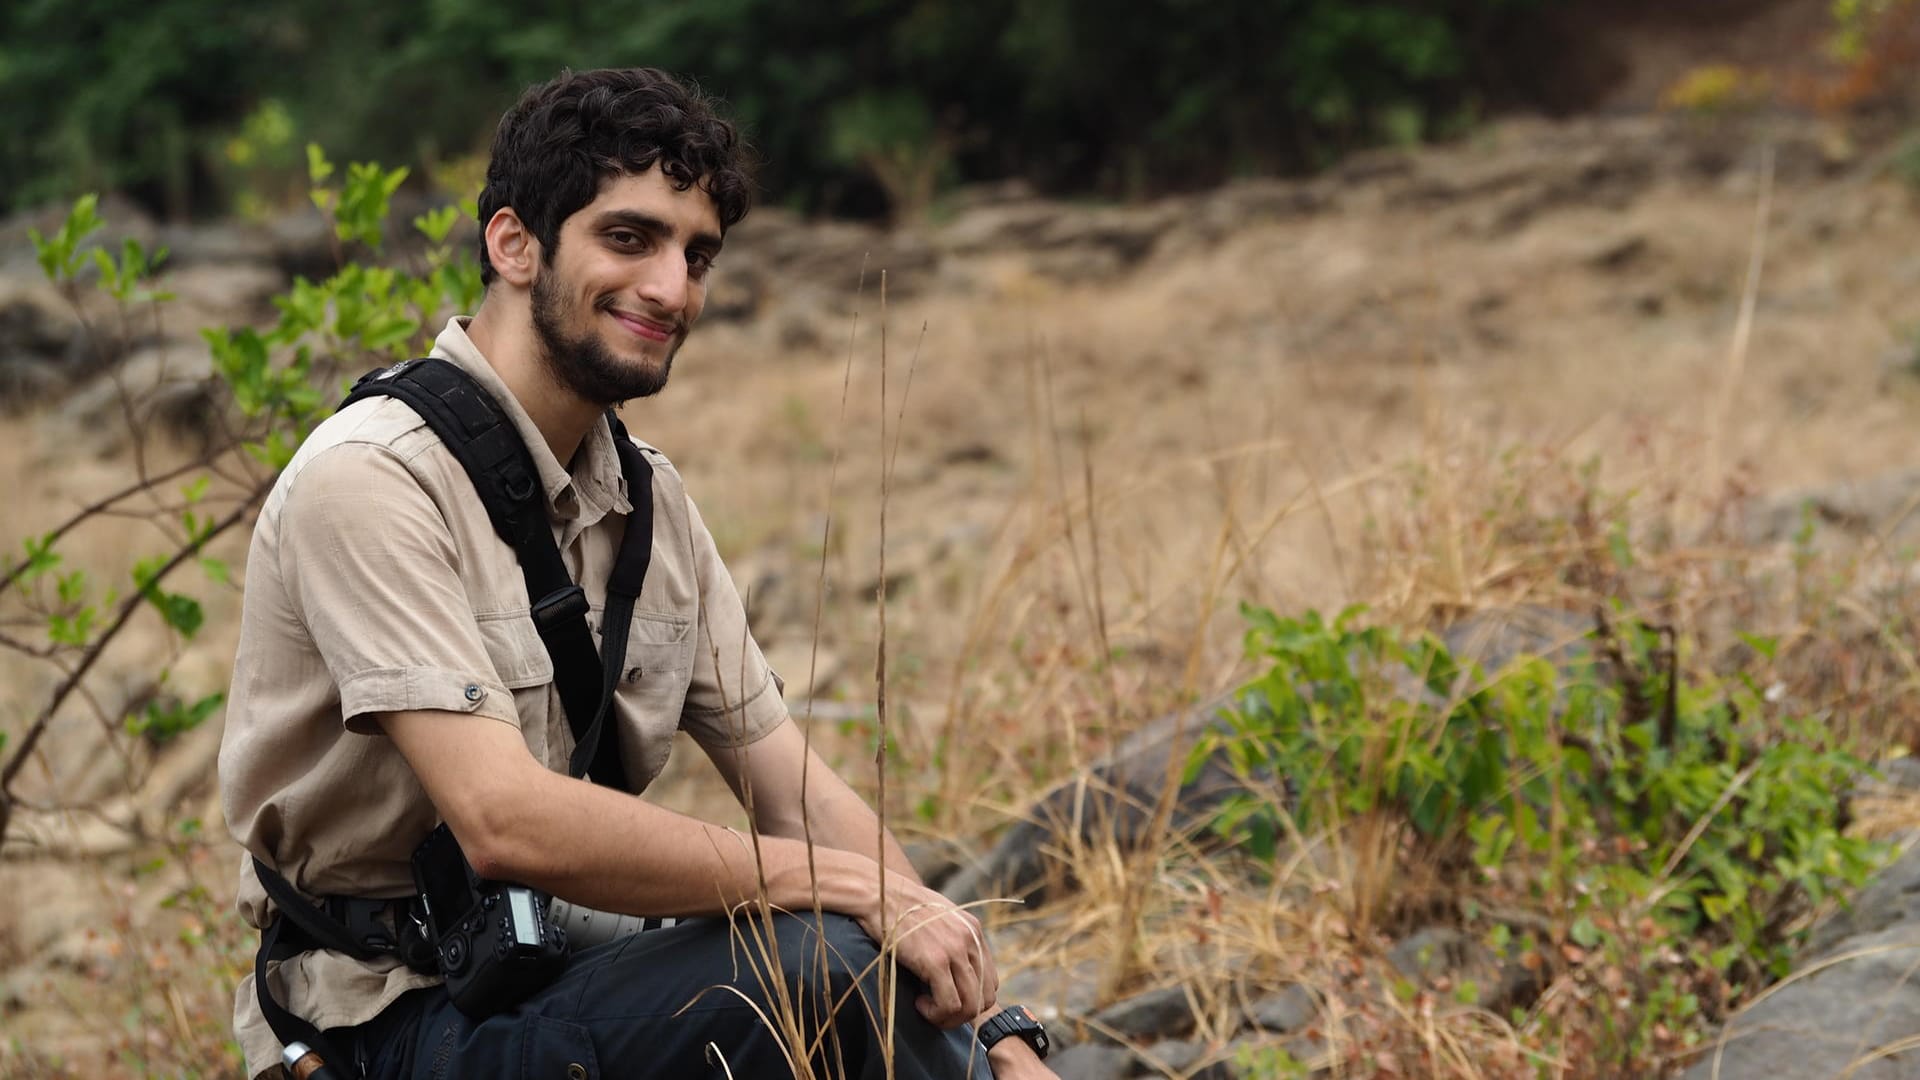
[1388,927,1481,982]
[47,341,219,453]
[940,694,1249,907]
[1744,468,1920,551]
[902,838,969,890]
[997,955,1104,1027]
[1583,234,1652,272]
[935,201,1177,283]
[1385,926,1538,1014]
[1243,986,1318,1034]
[1681,924,1920,1077]
[1138,1037,1206,1073]
[1681,841,1920,1079]
[1802,842,1920,961]
[1089,985,1195,1042]
[0,278,88,406]
[266,207,339,280]
[160,261,284,319]
[153,220,278,269]
[1047,1043,1135,1080]
[1438,606,1593,677]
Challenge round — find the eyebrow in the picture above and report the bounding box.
[591,209,723,253]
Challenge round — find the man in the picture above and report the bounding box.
[218,68,1056,1079]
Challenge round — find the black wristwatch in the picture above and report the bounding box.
[977,1004,1050,1059]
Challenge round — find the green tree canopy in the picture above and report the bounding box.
[0,0,1555,218]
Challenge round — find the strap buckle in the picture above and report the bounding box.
[324,895,400,955]
[530,585,590,631]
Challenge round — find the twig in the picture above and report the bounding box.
[0,484,265,840]
[873,269,895,1080]
[0,455,215,595]
[1704,142,1774,496]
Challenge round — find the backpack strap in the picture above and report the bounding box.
[570,411,654,779]
[341,357,632,789]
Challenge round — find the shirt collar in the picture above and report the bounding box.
[428,317,632,525]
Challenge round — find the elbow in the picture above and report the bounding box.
[445,770,551,885]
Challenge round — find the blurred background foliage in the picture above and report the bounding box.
[0,0,1558,221]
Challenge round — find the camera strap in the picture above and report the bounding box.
[251,357,658,1069]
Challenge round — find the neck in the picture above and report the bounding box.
[465,296,602,465]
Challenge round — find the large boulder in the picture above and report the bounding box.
[1681,841,1920,1079]
[0,277,100,408]
[941,691,1254,908]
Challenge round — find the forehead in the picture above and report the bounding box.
[569,168,722,237]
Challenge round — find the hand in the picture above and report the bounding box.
[855,872,999,1028]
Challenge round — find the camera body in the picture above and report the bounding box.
[411,824,568,1016]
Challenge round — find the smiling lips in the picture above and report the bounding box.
[609,309,679,342]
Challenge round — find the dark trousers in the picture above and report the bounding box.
[344,912,994,1080]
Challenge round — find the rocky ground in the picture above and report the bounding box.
[10,104,1920,1076]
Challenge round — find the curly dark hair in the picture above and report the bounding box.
[476,67,754,286]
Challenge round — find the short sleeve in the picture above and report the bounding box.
[276,442,519,732]
[678,493,787,748]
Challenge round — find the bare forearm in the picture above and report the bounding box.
[471,762,883,919]
[711,723,922,884]
[774,775,921,885]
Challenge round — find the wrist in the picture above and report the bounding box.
[986,1034,1040,1066]
[762,843,886,920]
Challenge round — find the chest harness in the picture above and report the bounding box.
[250,358,652,1073]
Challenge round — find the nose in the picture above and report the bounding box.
[635,253,691,317]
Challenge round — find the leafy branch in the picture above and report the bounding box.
[0,145,484,848]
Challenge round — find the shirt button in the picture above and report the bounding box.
[464,684,485,703]
[567,1065,589,1080]
[624,667,642,685]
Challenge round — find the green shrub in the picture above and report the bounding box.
[1194,603,1883,980]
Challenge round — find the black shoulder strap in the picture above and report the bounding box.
[569,411,654,780]
[341,357,635,789]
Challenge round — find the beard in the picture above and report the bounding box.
[529,268,679,405]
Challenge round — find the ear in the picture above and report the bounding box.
[484,207,541,288]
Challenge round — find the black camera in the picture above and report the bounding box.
[411,824,569,1016]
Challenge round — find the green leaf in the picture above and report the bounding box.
[1569,916,1601,948]
[413,205,460,245]
[1737,632,1779,662]
[200,557,230,585]
[56,569,87,606]
[307,143,334,185]
[19,532,60,580]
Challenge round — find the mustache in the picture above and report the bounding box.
[595,297,686,335]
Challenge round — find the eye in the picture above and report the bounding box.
[607,229,646,249]
[688,250,717,279]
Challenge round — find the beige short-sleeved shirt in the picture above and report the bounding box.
[217,317,787,1078]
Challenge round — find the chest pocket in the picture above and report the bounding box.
[611,610,694,792]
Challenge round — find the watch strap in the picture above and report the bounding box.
[977,1004,1050,1059]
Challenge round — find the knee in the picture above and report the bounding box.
[772,912,882,996]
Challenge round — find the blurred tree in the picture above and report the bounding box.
[0,0,1556,220]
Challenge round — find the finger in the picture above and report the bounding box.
[919,958,966,1028]
[978,936,1000,1015]
[951,949,985,1022]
